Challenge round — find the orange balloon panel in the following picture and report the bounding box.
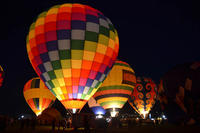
[23,77,56,116]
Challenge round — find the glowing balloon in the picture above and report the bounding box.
[88,97,106,115]
[0,66,4,87]
[129,77,157,119]
[26,4,119,113]
[159,62,200,124]
[93,60,136,117]
[23,77,56,116]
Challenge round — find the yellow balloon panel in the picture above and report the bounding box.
[23,77,56,116]
[94,60,136,110]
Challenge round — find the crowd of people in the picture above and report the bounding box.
[0,116,38,132]
[0,114,168,132]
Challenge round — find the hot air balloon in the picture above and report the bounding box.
[88,97,106,118]
[159,62,200,124]
[26,4,119,113]
[129,77,157,119]
[23,77,56,116]
[93,60,136,117]
[0,66,4,88]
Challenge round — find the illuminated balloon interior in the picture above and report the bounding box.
[26,3,119,112]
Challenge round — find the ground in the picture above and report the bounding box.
[0,124,200,133]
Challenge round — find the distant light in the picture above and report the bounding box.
[151,118,155,121]
[21,115,24,118]
[106,118,111,122]
[162,115,167,120]
[157,117,162,120]
[149,114,151,119]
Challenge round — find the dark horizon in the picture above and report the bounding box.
[0,0,200,116]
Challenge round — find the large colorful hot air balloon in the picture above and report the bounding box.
[0,66,4,88]
[93,60,136,117]
[88,97,106,116]
[159,62,200,124]
[129,77,157,119]
[26,4,119,113]
[23,77,56,116]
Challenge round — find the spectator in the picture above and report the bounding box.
[84,115,90,133]
[52,119,56,131]
[20,119,25,130]
[72,114,78,132]
[62,119,67,131]
[57,120,61,131]
[0,117,7,131]
[31,118,36,130]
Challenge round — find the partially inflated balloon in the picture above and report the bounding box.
[23,77,56,116]
[88,97,106,115]
[26,4,119,113]
[129,77,157,119]
[0,66,4,87]
[159,62,200,124]
[93,60,136,116]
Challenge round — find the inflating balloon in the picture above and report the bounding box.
[129,77,157,119]
[93,60,136,117]
[23,77,56,116]
[26,4,119,113]
[159,62,200,124]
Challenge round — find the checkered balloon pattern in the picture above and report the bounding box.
[128,77,157,118]
[0,66,4,88]
[26,4,119,110]
[93,60,136,111]
[23,77,56,116]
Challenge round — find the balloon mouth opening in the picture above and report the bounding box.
[110,108,119,117]
[36,112,42,116]
[72,108,77,114]
[96,114,103,119]
[67,108,80,114]
[96,111,104,115]
[141,111,149,119]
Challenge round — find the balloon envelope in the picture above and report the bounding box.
[129,77,157,118]
[0,66,4,88]
[26,3,119,112]
[23,77,56,116]
[93,60,136,113]
[88,97,106,115]
[159,62,200,123]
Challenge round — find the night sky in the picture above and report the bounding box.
[0,0,200,116]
